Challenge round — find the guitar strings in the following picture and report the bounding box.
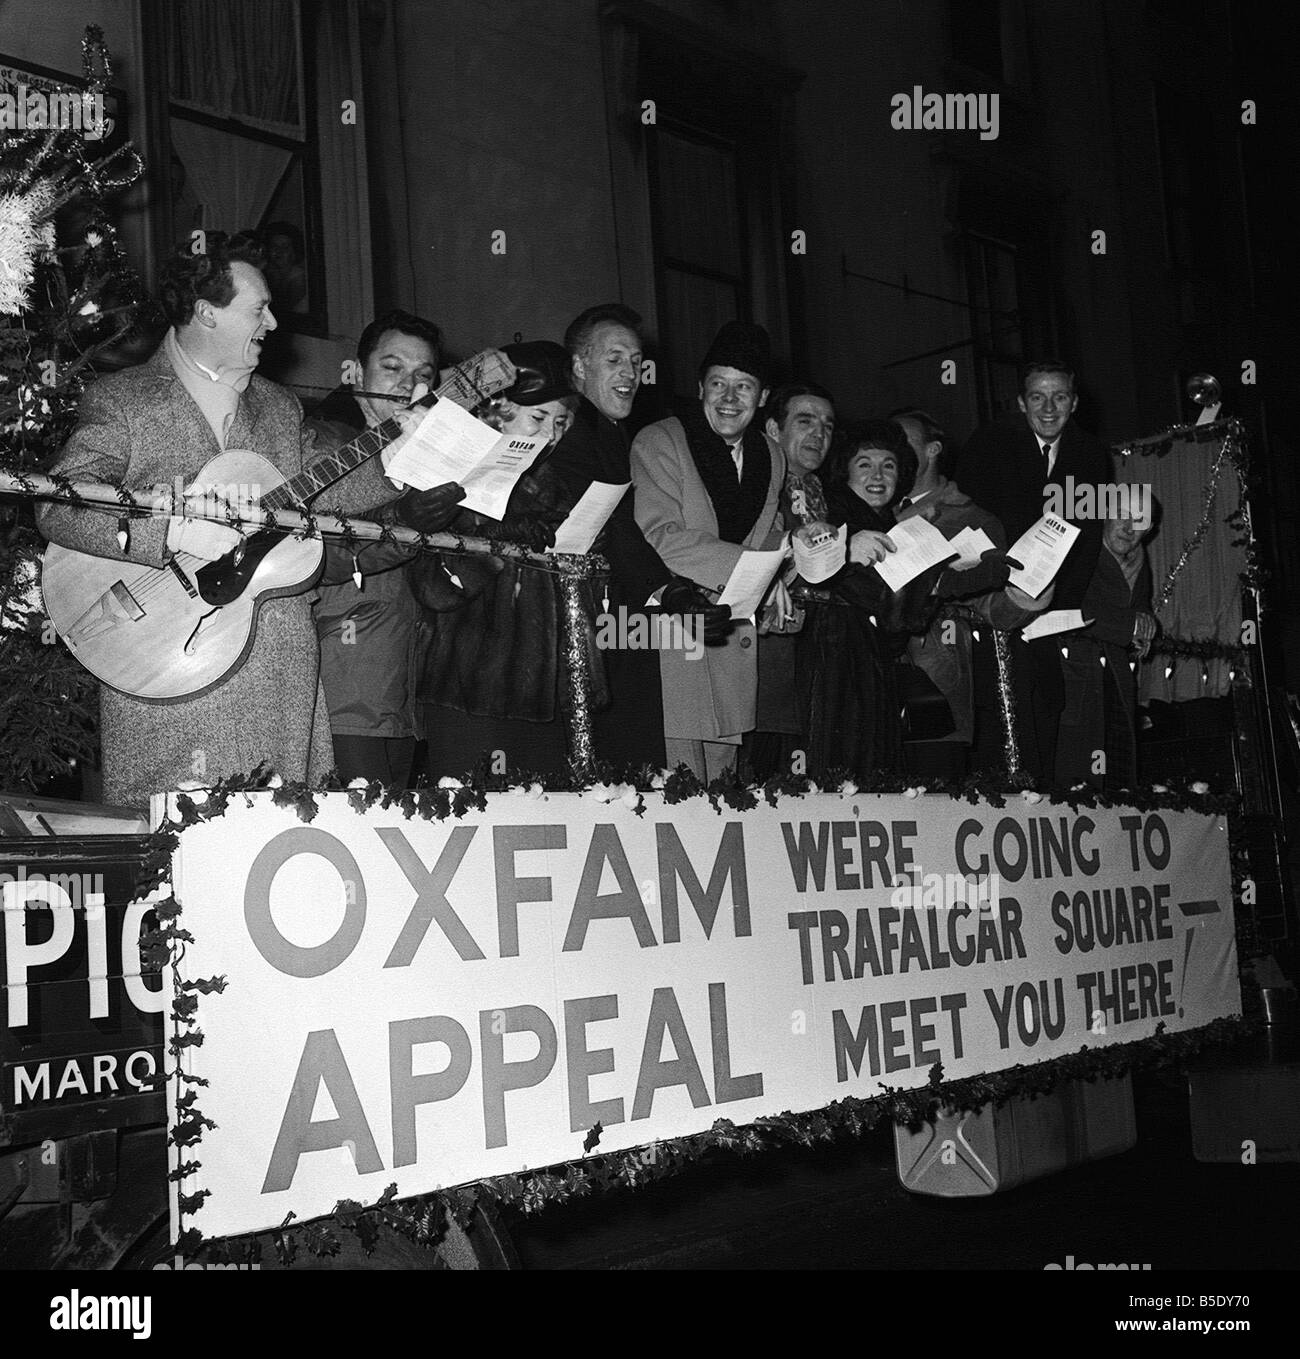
[49,356,585,621]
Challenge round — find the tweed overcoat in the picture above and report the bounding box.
[631,415,784,743]
[36,344,400,806]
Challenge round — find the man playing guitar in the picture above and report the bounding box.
[36,233,507,807]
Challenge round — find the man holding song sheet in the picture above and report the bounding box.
[631,321,786,781]
[954,362,1113,781]
[36,238,444,805]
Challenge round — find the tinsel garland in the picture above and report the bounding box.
[0,184,57,316]
[1110,415,1237,459]
[1,27,148,790]
[1111,419,1266,614]
[136,762,1251,1263]
[1149,422,1238,616]
[1,468,607,581]
[1148,635,1248,665]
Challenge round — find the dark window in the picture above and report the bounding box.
[1153,81,1227,317]
[647,124,748,400]
[151,0,327,334]
[964,232,1024,421]
[949,0,1005,81]
[634,29,795,402]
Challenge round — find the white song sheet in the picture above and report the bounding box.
[946,525,997,570]
[717,547,789,620]
[873,516,958,593]
[791,523,848,584]
[547,481,630,555]
[1006,513,1080,599]
[1021,608,1090,642]
[385,397,548,519]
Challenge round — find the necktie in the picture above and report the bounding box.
[1041,441,1052,472]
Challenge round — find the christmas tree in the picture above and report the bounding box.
[0,27,148,794]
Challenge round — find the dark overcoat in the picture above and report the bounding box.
[1055,546,1153,789]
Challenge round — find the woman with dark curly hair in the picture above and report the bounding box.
[789,419,936,782]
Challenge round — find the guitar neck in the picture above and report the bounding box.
[263,361,499,511]
[262,418,397,511]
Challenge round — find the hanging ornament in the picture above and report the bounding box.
[1186,373,1223,410]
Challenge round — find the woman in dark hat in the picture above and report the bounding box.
[407,340,592,779]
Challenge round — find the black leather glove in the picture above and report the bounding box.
[935,548,1023,600]
[400,482,466,534]
[660,577,734,645]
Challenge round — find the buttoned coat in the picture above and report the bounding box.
[36,344,399,806]
[631,415,784,743]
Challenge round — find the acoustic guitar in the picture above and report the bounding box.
[41,354,511,702]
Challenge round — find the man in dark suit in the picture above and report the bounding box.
[1056,505,1157,789]
[545,303,727,768]
[954,361,1114,781]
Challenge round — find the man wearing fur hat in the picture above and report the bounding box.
[631,321,787,780]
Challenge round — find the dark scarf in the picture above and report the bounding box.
[824,481,895,535]
[679,403,772,545]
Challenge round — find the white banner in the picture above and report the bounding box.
[169,790,1238,1239]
